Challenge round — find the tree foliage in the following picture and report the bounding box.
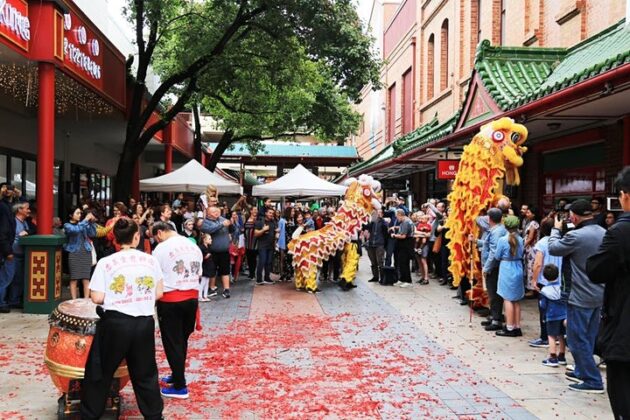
[116,0,380,199]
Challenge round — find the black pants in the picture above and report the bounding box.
[486,268,503,322]
[81,312,162,420]
[607,360,630,419]
[156,299,198,390]
[245,249,257,279]
[440,242,450,280]
[537,294,548,340]
[397,246,412,283]
[385,239,395,267]
[366,246,385,281]
[322,251,341,281]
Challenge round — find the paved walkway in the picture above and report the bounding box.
[0,255,612,419]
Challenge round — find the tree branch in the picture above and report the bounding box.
[209,93,275,115]
[134,0,145,57]
[137,77,198,151]
[133,5,268,143]
[192,99,203,161]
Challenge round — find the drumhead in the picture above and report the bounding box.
[49,299,99,335]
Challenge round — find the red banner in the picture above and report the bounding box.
[436,160,460,180]
[0,0,30,51]
[63,10,103,90]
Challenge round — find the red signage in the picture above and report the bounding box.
[0,0,30,51]
[63,10,103,90]
[436,160,460,180]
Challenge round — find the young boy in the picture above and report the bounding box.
[540,264,567,367]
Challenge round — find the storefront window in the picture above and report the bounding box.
[10,157,22,190]
[542,143,607,214]
[0,155,6,184]
[25,159,36,199]
[542,169,606,214]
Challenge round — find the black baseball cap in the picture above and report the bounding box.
[569,199,592,216]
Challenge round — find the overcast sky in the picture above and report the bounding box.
[356,0,372,24]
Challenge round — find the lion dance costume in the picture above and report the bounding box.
[288,175,382,293]
[445,117,528,307]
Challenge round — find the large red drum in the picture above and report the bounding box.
[44,299,130,393]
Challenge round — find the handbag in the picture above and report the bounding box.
[432,234,443,254]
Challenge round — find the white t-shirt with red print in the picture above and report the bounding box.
[152,235,203,292]
[89,249,163,317]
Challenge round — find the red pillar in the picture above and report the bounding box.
[131,160,140,199]
[37,63,55,235]
[623,115,630,166]
[164,125,173,173]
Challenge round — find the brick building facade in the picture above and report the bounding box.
[349,0,629,213]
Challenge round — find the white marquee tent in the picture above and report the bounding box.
[252,164,346,197]
[139,159,243,194]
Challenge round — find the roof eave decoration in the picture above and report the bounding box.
[394,113,459,155]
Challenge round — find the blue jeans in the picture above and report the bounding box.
[256,249,273,283]
[8,255,24,307]
[567,304,603,388]
[0,258,17,309]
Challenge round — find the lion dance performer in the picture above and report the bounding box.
[445,117,528,307]
[288,175,382,293]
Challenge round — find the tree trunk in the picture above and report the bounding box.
[113,130,141,202]
[193,103,202,162]
[206,130,234,172]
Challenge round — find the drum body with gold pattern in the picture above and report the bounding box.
[45,299,130,393]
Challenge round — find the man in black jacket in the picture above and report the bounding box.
[363,209,388,283]
[0,183,16,313]
[586,166,630,418]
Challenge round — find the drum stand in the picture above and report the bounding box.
[56,379,122,419]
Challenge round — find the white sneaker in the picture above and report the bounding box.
[392,281,401,287]
[399,282,411,288]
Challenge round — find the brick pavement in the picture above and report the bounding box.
[0,256,613,419]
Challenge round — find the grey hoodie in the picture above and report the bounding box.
[548,219,605,308]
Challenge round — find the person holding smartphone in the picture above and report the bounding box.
[587,167,630,415]
[548,199,606,394]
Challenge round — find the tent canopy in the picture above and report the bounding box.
[252,164,346,197]
[140,159,243,194]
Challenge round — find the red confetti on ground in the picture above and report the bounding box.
[120,313,454,419]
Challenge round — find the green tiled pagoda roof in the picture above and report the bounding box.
[347,143,394,176]
[476,19,630,111]
[346,113,459,176]
[393,113,459,155]
[474,40,566,110]
[512,19,630,108]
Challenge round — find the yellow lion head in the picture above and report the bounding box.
[342,174,382,215]
[475,117,528,185]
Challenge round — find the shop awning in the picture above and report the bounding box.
[252,164,346,197]
[140,159,243,194]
